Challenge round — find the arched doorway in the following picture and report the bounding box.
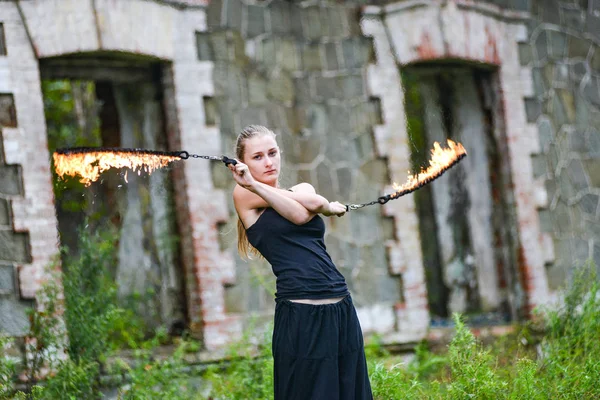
[41,53,187,334]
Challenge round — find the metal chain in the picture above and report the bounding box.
[343,153,466,212]
[56,147,461,212]
[180,152,237,166]
[175,151,228,162]
[189,154,223,161]
[181,150,392,213]
[345,200,378,211]
[181,151,462,212]
[344,194,392,212]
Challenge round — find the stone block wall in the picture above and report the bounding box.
[368,0,600,297]
[202,0,404,335]
[2,0,599,353]
[360,0,600,311]
[514,0,600,289]
[0,127,34,337]
[362,0,556,321]
[0,2,60,327]
[0,0,237,350]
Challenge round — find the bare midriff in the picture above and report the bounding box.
[289,296,346,305]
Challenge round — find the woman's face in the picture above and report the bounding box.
[242,134,281,186]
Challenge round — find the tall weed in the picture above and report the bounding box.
[3,249,600,400]
[369,361,426,400]
[62,226,146,361]
[21,262,64,389]
[535,262,600,399]
[0,335,18,398]
[7,226,148,398]
[203,323,274,400]
[116,341,198,400]
[28,360,99,400]
[406,341,447,381]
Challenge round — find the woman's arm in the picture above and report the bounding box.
[230,163,315,226]
[252,182,318,224]
[235,181,327,211]
[285,183,346,217]
[234,178,345,217]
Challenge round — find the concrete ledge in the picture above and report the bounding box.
[364,0,530,22]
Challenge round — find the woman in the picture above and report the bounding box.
[228,125,373,400]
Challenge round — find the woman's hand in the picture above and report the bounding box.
[322,201,346,217]
[229,161,256,191]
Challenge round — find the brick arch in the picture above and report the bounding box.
[361,0,553,339]
[1,0,237,349]
[17,0,183,60]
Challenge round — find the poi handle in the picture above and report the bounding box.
[222,156,237,166]
[378,195,391,204]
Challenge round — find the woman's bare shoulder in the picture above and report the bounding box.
[232,184,246,200]
[233,184,252,207]
[233,184,268,211]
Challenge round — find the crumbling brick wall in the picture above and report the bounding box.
[1,0,599,353]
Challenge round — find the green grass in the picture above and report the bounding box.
[2,251,600,399]
[202,262,600,400]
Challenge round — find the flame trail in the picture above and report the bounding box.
[390,139,467,198]
[53,148,183,186]
[53,142,465,212]
[345,139,467,211]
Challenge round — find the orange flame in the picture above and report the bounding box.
[53,150,180,186]
[390,139,466,198]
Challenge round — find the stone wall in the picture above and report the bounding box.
[467,0,600,291]
[2,0,599,353]
[0,0,239,350]
[522,0,600,289]
[202,0,404,335]
[0,2,60,337]
[475,0,600,287]
[359,0,600,311]
[0,126,33,337]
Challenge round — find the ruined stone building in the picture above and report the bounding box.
[1,0,599,351]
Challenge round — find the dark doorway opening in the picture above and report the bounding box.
[41,54,187,336]
[402,63,524,326]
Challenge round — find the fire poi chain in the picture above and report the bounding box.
[53,140,467,212]
[53,148,237,185]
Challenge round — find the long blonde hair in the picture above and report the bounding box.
[235,125,277,260]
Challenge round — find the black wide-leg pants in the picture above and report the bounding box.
[272,295,373,400]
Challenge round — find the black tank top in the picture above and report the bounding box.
[246,208,349,301]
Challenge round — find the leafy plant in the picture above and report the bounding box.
[203,322,274,400]
[4,253,600,400]
[29,360,99,400]
[61,225,146,362]
[0,334,18,398]
[406,341,447,381]
[445,313,507,399]
[21,262,64,390]
[369,361,426,400]
[533,261,600,399]
[5,226,148,399]
[116,341,197,400]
